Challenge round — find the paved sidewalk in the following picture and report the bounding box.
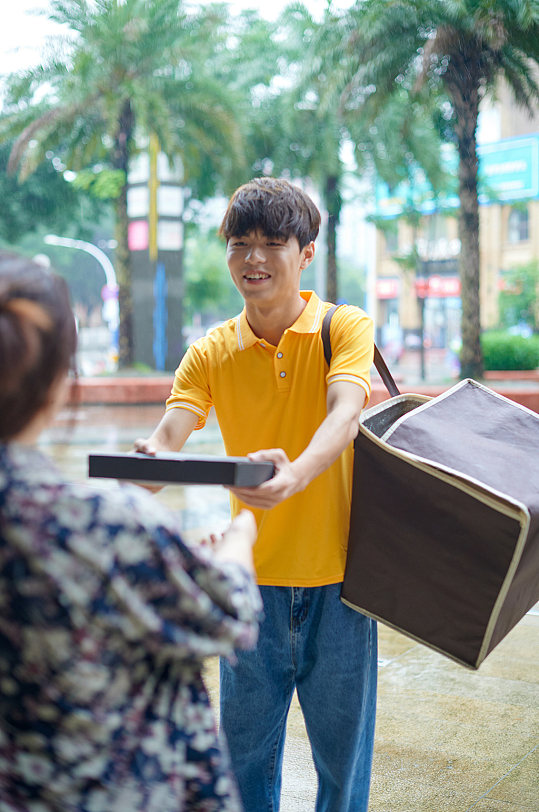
[202,607,538,812]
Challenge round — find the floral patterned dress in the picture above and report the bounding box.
[0,443,261,812]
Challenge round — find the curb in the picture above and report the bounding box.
[70,376,539,414]
[71,377,173,405]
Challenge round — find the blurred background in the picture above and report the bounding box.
[1,0,538,381]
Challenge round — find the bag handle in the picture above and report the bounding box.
[321,304,401,398]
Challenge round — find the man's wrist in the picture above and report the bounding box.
[289,458,311,494]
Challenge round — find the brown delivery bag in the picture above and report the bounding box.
[341,378,539,669]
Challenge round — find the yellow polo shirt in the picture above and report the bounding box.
[166,291,373,586]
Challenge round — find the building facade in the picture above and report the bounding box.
[373,98,539,353]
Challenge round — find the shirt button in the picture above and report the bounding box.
[277,352,283,359]
[260,342,265,348]
[280,371,286,378]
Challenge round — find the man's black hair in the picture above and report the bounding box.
[219,177,321,249]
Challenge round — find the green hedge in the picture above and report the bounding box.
[481,331,539,371]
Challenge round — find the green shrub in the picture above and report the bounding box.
[498,260,539,332]
[481,331,539,371]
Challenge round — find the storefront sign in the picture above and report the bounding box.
[376,278,400,299]
[479,136,539,201]
[415,276,461,298]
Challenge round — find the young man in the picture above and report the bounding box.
[135,177,377,811]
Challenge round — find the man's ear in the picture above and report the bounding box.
[300,241,315,269]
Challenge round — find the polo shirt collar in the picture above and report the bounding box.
[236,291,324,350]
[288,291,324,334]
[235,311,259,351]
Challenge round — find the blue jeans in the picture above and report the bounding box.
[220,583,377,812]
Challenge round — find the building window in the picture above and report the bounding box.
[426,213,448,243]
[508,207,529,243]
[385,229,398,254]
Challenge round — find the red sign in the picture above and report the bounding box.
[128,220,149,251]
[376,278,400,299]
[415,276,461,298]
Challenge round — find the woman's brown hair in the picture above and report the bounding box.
[0,252,77,441]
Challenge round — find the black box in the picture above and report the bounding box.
[88,452,275,487]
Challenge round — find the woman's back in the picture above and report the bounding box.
[0,443,258,812]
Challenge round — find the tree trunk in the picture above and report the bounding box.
[325,174,340,304]
[114,192,132,367]
[445,55,483,379]
[112,100,134,368]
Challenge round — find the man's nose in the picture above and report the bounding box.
[245,244,266,263]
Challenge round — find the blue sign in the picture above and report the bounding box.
[479,136,539,201]
[153,262,168,371]
[375,134,539,217]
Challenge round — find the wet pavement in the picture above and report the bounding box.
[42,404,539,812]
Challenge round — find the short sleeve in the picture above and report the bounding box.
[166,340,212,430]
[326,306,374,403]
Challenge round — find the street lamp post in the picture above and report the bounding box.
[44,234,119,364]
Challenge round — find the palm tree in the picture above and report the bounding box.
[1,0,245,366]
[247,3,446,305]
[328,0,539,378]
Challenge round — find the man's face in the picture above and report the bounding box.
[226,230,315,307]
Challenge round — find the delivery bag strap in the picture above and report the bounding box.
[321,304,401,398]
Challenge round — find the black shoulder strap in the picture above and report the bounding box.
[373,344,401,397]
[321,304,339,366]
[321,304,400,398]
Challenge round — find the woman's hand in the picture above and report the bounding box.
[208,510,258,573]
